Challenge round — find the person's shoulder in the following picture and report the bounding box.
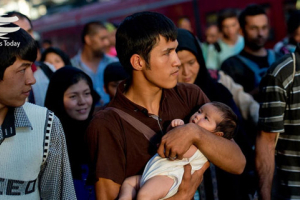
[221,55,241,69]
[90,107,123,127]
[268,53,293,75]
[105,54,119,62]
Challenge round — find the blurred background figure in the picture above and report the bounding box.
[6,11,38,72]
[205,24,221,44]
[45,66,99,200]
[103,61,129,103]
[42,39,53,51]
[202,24,221,71]
[71,21,118,106]
[221,4,281,101]
[274,10,300,54]
[105,22,118,57]
[6,11,34,37]
[177,16,193,33]
[30,47,71,106]
[205,8,244,70]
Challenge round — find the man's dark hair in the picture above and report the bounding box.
[81,21,106,44]
[217,8,239,30]
[5,11,33,29]
[115,11,177,75]
[211,101,238,139]
[41,47,71,66]
[287,10,300,35]
[238,4,267,31]
[0,23,37,80]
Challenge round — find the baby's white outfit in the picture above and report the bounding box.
[140,150,208,199]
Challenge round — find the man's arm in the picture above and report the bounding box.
[39,116,77,199]
[95,178,121,200]
[255,130,278,200]
[158,123,246,174]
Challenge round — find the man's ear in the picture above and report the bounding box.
[85,35,91,46]
[130,54,144,71]
[215,131,224,137]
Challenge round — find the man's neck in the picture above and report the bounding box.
[0,106,8,126]
[243,46,267,57]
[124,77,162,116]
[81,47,103,73]
[221,35,239,46]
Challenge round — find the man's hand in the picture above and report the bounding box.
[167,162,210,200]
[158,123,198,160]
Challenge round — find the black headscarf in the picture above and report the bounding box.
[45,66,100,179]
[176,28,232,102]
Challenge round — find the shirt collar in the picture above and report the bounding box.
[112,79,167,116]
[14,106,32,128]
[0,105,32,144]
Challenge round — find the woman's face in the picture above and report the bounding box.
[177,50,200,84]
[63,79,93,121]
[45,52,65,70]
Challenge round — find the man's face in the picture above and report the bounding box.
[14,18,33,38]
[0,58,36,109]
[87,28,111,57]
[142,35,181,89]
[243,14,269,51]
[221,17,240,41]
[292,26,300,43]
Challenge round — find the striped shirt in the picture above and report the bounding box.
[258,45,300,200]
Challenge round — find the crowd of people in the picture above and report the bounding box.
[0,3,300,200]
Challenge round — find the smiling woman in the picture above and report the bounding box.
[44,66,99,200]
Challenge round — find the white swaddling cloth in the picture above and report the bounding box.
[140,150,208,199]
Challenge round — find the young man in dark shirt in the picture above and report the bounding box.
[86,11,246,199]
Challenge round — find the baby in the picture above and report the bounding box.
[119,102,237,200]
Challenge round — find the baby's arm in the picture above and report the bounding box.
[119,175,141,200]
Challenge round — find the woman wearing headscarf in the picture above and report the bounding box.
[45,66,99,200]
[176,28,256,200]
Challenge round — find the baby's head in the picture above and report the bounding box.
[190,102,237,139]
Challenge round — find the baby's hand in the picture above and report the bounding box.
[171,119,184,127]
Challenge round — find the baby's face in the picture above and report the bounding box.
[189,103,223,132]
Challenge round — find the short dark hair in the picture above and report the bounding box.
[115,11,177,75]
[217,8,238,30]
[81,21,106,44]
[104,62,128,89]
[6,11,33,29]
[41,47,71,66]
[287,10,300,35]
[0,23,37,80]
[211,102,238,139]
[238,4,266,31]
